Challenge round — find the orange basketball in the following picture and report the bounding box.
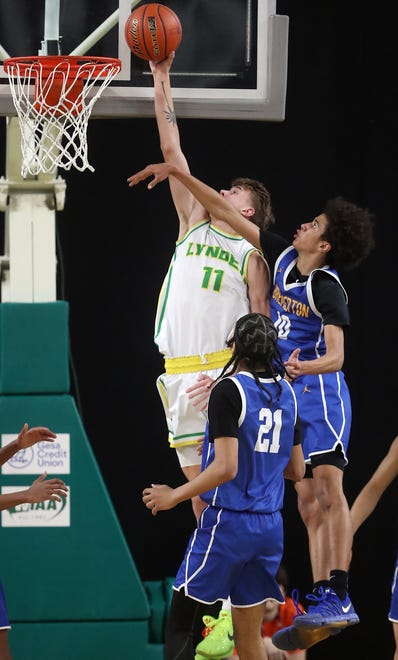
[124,3,182,62]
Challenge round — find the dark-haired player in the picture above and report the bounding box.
[142,312,305,660]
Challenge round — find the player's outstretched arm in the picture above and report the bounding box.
[351,435,398,533]
[149,53,206,236]
[0,473,68,511]
[0,423,57,467]
[127,162,261,249]
[142,436,238,515]
[127,163,175,189]
[186,373,215,412]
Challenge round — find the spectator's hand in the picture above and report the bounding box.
[186,373,215,412]
[263,636,289,659]
[284,348,301,380]
[16,423,57,450]
[26,473,68,504]
[267,651,288,660]
[196,437,204,456]
[142,484,177,516]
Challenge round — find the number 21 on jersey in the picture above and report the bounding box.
[254,408,282,453]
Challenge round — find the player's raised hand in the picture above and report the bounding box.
[127,163,175,189]
[16,423,57,450]
[25,473,68,504]
[149,50,175,75]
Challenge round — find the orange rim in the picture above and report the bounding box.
[4,55,121,78]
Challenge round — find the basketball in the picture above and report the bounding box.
[124,3,182,62]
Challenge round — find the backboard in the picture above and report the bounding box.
[0,0,288,121]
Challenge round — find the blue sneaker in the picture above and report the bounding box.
[294,587,359,629]
[272,587,343,651]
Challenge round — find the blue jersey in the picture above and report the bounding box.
[200,371,298,513]
[174,369,299,606]
[270,245,351,463]
[270,246,347,362]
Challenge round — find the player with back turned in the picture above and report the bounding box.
[142,312,305,660]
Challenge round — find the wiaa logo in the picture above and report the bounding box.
[7,493,67,520]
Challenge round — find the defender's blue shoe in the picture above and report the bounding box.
[294,587,359,629]
[272,587,343,651]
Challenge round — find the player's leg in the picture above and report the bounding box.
[165,589,221,660]
[0,631,12,660]
[156,373,206,520]
[392,621,398,660]
[0,583,12,660]
[294,464,357,628]
[311,463,352,580]
[295,475,327,582]
[231,604,267,660]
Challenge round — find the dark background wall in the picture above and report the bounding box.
[1,2,397,658]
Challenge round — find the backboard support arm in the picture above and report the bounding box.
[0,118,65,302]
[39,0,62,55]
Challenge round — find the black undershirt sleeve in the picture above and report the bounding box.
[207,379,241,443]
[293,415,303,446]
[312,272,350,327]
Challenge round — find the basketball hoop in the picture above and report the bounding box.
[3,55,121,176]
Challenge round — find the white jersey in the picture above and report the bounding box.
[155,221,259,358]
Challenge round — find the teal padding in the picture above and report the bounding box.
[163,576,175,617]
[0,302,70,394]
[9,621,164,660]
[144,581,167,643]
[0,395,150,621]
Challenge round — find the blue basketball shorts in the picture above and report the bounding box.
[292,371,351,464]
[173,505,285,607]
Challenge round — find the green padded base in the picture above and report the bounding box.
[144,577,175,645]
[0,305,164,658]
[144,581,166,643]
[9,621,164,660]
[0,394,149,622]
[0,302,70,394]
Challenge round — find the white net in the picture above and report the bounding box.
[4,56,121,176]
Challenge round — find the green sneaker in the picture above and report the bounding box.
[201,614,218,632]
[195,614,220,660]
[195,610,234,658]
